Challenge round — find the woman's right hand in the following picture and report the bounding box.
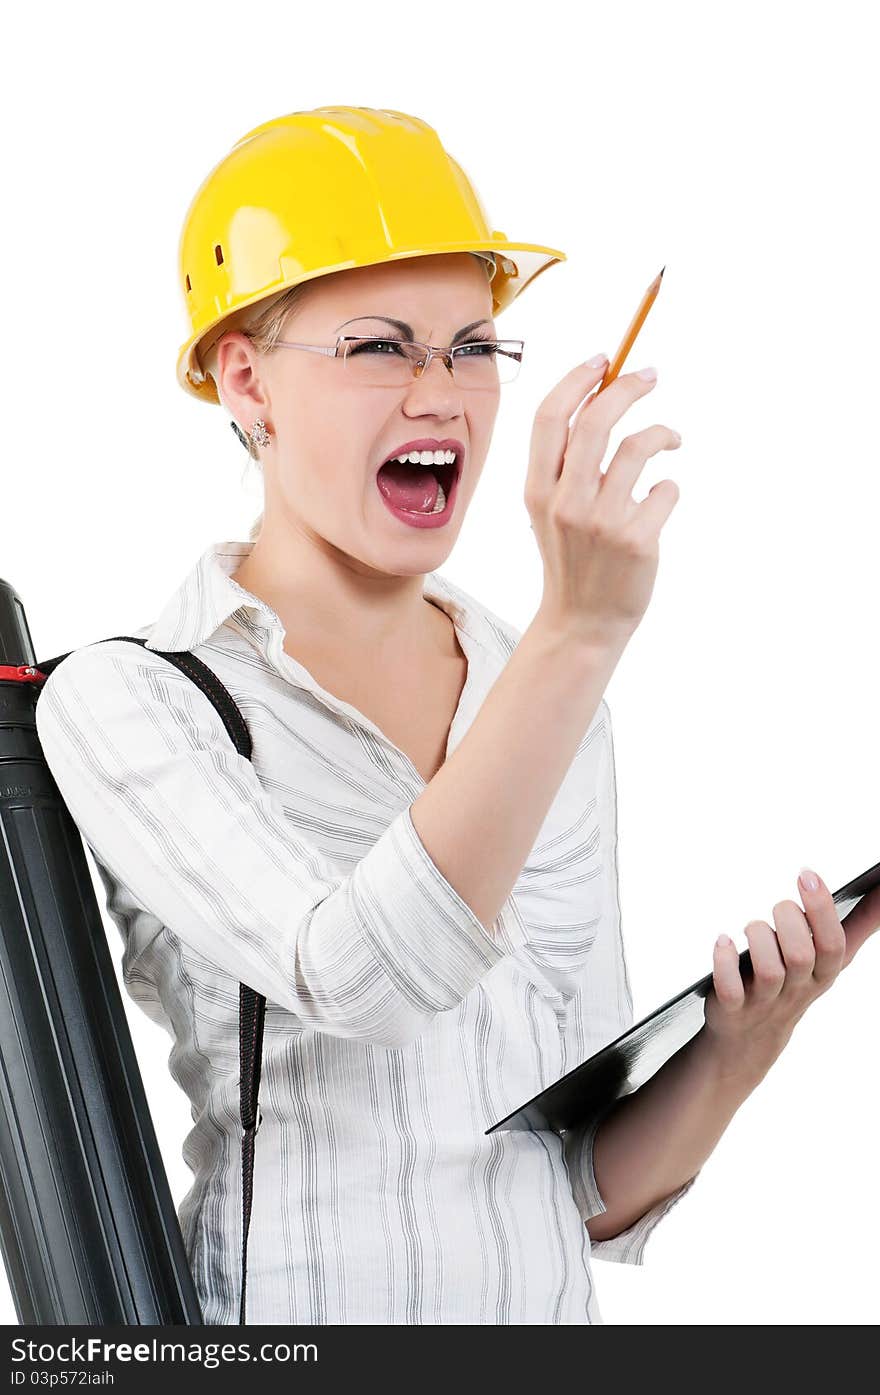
[525,356,682,653]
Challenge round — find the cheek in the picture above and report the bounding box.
[275,438,367,524]
[279,456,346,516]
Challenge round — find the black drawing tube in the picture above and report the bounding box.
[0,576,203,1324]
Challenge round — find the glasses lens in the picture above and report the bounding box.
[342,337,413,387]
[454,340,522,386]
[341,337,523,387]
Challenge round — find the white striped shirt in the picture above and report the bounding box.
[34,538,697,1325]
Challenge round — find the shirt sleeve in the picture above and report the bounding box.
[34,639,528,1050]
[556,699,700,1265]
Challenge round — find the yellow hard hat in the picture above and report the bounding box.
[176,106,567,404]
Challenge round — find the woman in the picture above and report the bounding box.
[35,107,880,1326]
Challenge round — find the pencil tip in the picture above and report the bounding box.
[660,265,665,276]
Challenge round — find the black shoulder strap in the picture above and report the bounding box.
[37,635,264,1327]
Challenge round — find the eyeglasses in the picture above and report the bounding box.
[269,333,525,388]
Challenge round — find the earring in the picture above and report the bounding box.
[249,418,271,448]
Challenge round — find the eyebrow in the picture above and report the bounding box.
[335,316,495,345]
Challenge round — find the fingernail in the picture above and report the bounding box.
[716,934,732,947]
[636,366,658,381]
[799,867,819,892]
[585,352,608,368]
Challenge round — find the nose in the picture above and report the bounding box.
[403,350,463,412]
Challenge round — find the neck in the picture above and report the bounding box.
[228,529,449,662]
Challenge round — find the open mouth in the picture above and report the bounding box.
[375,450,461,517]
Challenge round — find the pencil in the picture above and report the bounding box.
[595,265,665,395]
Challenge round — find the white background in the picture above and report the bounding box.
[3,0,878,1327]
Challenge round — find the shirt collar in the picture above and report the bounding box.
[144,539,517,665]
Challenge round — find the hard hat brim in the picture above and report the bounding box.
[176,240,566,405]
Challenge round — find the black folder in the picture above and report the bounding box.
[487,857,880,1136]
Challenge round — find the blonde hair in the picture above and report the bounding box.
[200,254,495,544]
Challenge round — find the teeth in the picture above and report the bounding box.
[391,448,457,467]
[429,482,447,513]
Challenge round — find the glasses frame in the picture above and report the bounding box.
[269,333,525,386]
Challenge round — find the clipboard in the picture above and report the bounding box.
[486,856,880,1136]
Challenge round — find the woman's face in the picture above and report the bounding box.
[218,252,501,577]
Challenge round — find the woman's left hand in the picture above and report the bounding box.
[702,870,880,1081]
